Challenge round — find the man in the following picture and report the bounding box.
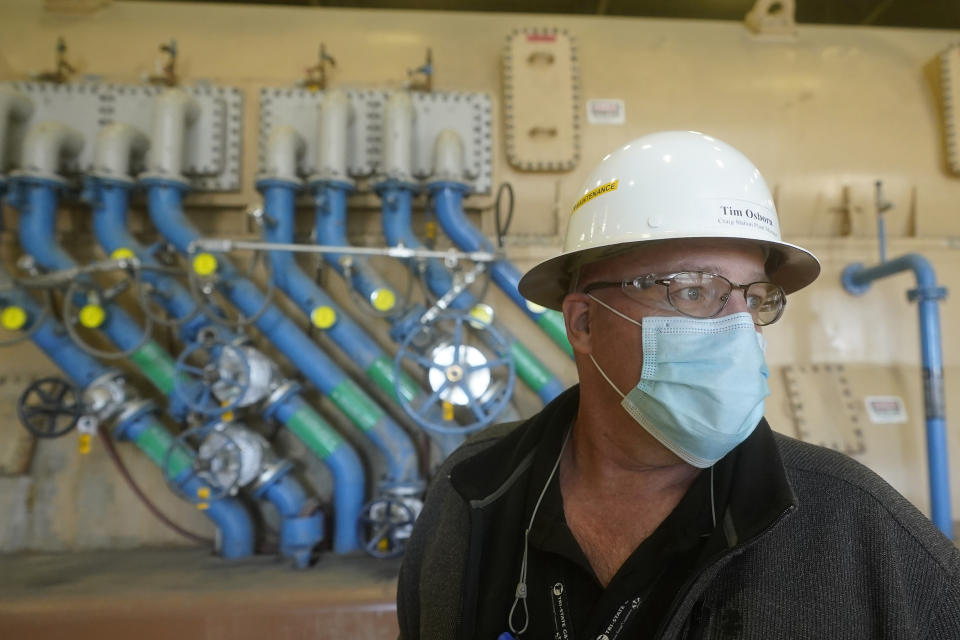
[397,131,960,639]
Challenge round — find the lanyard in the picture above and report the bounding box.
[550,580,644,640]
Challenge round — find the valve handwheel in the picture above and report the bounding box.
[162,424,244,503]
[17,377,83,438]
[62,278,154,360]
[173,330,252,417]
[356,497,416,559]
[394,311,516,436]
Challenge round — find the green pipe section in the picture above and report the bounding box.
[509,341,556,394]
[130,340,178,395]
[330,378,382,432]
[284,404,346,460]
[536,310,574,357]
[133,421,192,477]
[367,354,420,405]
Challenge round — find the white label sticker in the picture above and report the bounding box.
[864,396,908,424]
[587,99,626,125]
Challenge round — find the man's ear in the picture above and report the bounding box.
[562,292,592,355]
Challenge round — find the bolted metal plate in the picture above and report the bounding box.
[258,88,492,193]
[3,82,243,191]
[782,363,865,455]
[503,27,581,172]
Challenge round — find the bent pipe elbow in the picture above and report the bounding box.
[19,122,84,179]
[93,123,149,181]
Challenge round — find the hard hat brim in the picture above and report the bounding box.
[518,236,821,311]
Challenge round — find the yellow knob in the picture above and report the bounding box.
[196,502,210,511]
[0,306,28,331]
[469,304,493,327]
[196,486,211,500]
[78,433,92,455]
[526,301,546,314]
[110,248,136,261]
[443,401,455,422]
[311,306,337,329]
[79,304,106,329]
[371,288,396,312]
[425,221,438,241]
[221,410,235,422]
[192,252,218,276]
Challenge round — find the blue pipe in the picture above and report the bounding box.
[313,182,398,310]
[143,179,422,490]
[261,179,466,456]
[89,177,362,555]
[259,180,398,390]
[842,254,953,538]
[0,279,254,558]
[10,176,325,561]
[12,177,157,360]
[379,182,566,404]
[430,182,574,358]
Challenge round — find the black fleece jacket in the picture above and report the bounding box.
[397,386,960,639]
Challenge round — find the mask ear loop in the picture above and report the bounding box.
[508,427,572,636]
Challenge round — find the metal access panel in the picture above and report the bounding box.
[940,44,960,175]
[503,27,581,172]
[782,363,865,455]
[3,82,243,191]
[257,88,493,194]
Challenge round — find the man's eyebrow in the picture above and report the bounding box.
[664,265,769,281]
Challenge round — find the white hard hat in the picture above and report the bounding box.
[518,130,820,310]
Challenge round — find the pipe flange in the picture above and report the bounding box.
[114,398,156,425]
[139,172,190,188]
[250,459,294,493]
[9,169,71,188]
[82,371,130,422]
[264,380,301,411]
[89,171,137,186]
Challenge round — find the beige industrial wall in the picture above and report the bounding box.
[0,0,959,551]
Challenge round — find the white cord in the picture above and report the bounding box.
[508,427,572,635]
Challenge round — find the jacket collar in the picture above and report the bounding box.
[449,384,798,547]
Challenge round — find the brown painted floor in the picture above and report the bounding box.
[0,548,401,639]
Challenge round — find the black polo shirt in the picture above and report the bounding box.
[474,415,735,640]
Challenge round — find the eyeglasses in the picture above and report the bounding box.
[582,271,786,326]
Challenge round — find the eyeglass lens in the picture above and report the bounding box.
[664,272,782,325]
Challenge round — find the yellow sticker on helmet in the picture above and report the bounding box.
[572,179,618,215]
[0,306,28,331]
[371,288,396,312]
[79,305,106,329]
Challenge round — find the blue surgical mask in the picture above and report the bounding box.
[588,295,769,468]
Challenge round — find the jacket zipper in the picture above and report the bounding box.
[654,503,797,640]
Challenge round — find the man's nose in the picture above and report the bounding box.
[722,289,750,315]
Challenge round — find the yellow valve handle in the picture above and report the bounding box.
[425,221,438,241]
[192,252,219,276]
[469,305,493,327]
[311,306,337,329]
[371,288,396,312]
[78,433,92,455]
[110,247,136,261]
[0,306,28,331]
[79,304,106,329]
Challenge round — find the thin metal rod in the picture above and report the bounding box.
[188,238,501,263]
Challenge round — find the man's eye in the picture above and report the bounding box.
[678,286,705,302]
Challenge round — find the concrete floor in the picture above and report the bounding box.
[0,548,401,639]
